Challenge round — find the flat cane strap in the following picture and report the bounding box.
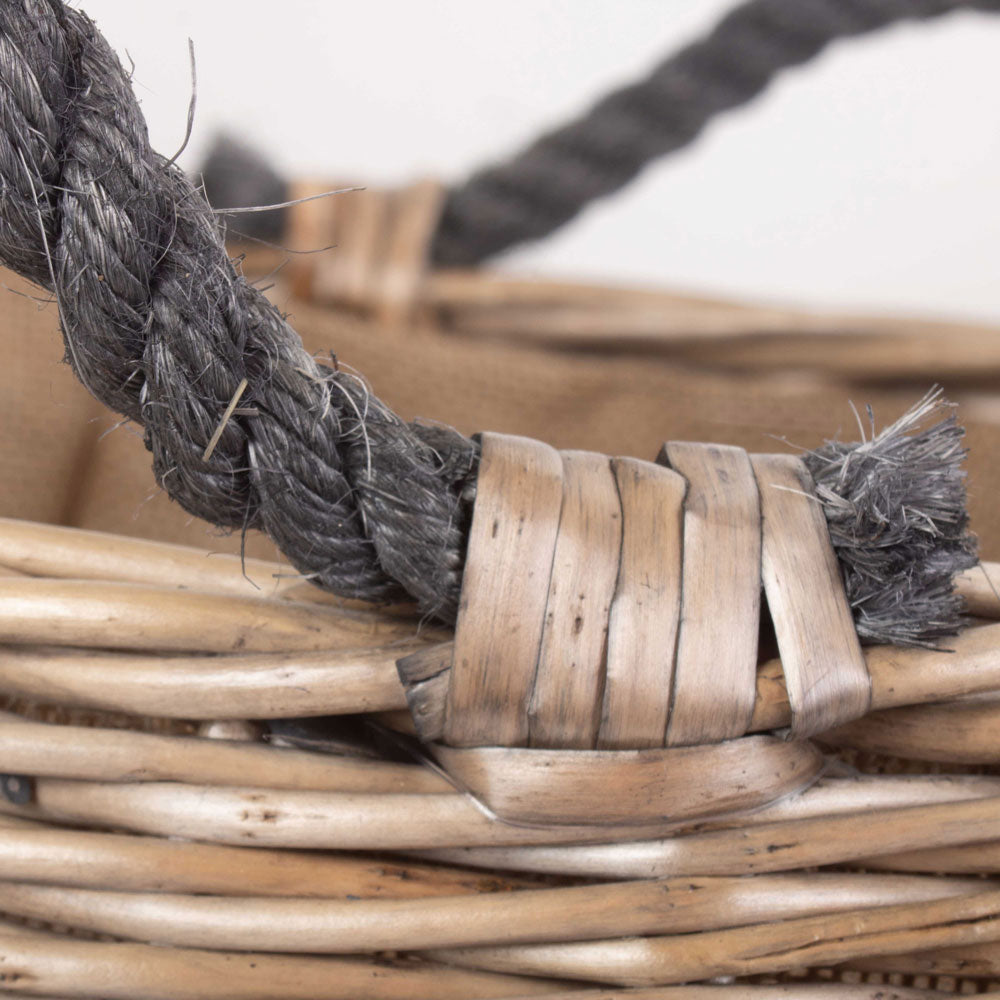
[658,442,761,747]
[597,457,685,750]
[444,433,564,747]
[401,434,874,763]
[433,737,823,827]
[287,179,444,325]
[751,453,872,736]
[528,451,622,749]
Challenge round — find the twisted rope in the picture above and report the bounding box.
[0,1,978,645]
[432,0,1000,266]
[0,0,477,620]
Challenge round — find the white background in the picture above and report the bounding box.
[79,1,1000,323]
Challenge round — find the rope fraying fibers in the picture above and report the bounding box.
[0,0,477,619]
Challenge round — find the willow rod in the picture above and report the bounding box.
[476,989,965,1000]
[432,889,1000,987]
[0,578,433,653]
[9,777,1000,859]
[0,712,450,793]
[0,644,410,719]
[0,821,541,898]
[415,790,1000,878]
[0,928,563,1000]
[5,619,1000,728]
[0,873,979,955]
[1,778,673,850]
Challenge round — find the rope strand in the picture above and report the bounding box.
[0,0,477,620]
[432,0,1000,266]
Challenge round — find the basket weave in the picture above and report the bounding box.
[4,179,1000,995]
[2,516,1000,998]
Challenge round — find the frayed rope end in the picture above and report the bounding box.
[803,388,978,648]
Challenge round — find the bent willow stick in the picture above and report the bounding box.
[0,874,981,955]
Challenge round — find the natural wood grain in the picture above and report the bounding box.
[416,777,1000,877]
[566,793,1000,878]
[751,453,871,736]
[658,442,760,746]
[405,671,451,742]
[375,179,445,325]
[445,433,564,747]
[464,988,977,1000]
[598,458,684,750]
[0,712,448,793]
[956,560,1000,618]
[0,822,534,897]
[749,621,1000,733]
[820,699,1000,764]
[397,641,454,741]
[0,517,295,598]
[2,778,679,850]
[0,643,411,719]
[528,451,621,749]
[0,517,415,611]
[845,942,1000,981]
[432,737,822,826]
[0,578,426,653]
[0,873,978,956]
[0,930,562,1000]
[432,889,1000,987]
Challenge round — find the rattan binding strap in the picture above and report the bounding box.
[395,433,871,825]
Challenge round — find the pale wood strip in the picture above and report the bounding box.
[433,736,822,826]
[467,988,974,1000]
[0,516,292,598]
[415,788,1000,878]
[751,453,871,737]
[376,180,446,325]
[658,442,760,746]
[0,578,427,653]
[0,931,560,1000]
[0,823,534,898]
[528,451,621,749]
[0,516,413,611]
[0,644,410,719]
[956,561,1000,618]
[445,433,564,747]
[377,620,1000,748]
[312,182,383,307]
[432,889,1000,987]
[0,873,977,956]
[397,641,455,741]
[405,671,451,742]
[865,841,1000,875]
[3,778,678,850]
[845,942,1000,980]
[750,621,1000,732]
[0,712,448,793]
[598,458,684,750]
[821,699,1000,764]
[285,178,342,300]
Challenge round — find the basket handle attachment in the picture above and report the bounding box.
[399,432,870,751]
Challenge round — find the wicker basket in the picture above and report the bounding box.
[2,512,1000,999]
[6,3,1000,995]
[6,217,1000,995]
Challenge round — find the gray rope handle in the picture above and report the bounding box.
[0,0,477,621]
[0,0,976,642]
[431,0,1000,266]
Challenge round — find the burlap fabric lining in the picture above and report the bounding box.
[4,263,1000,568]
